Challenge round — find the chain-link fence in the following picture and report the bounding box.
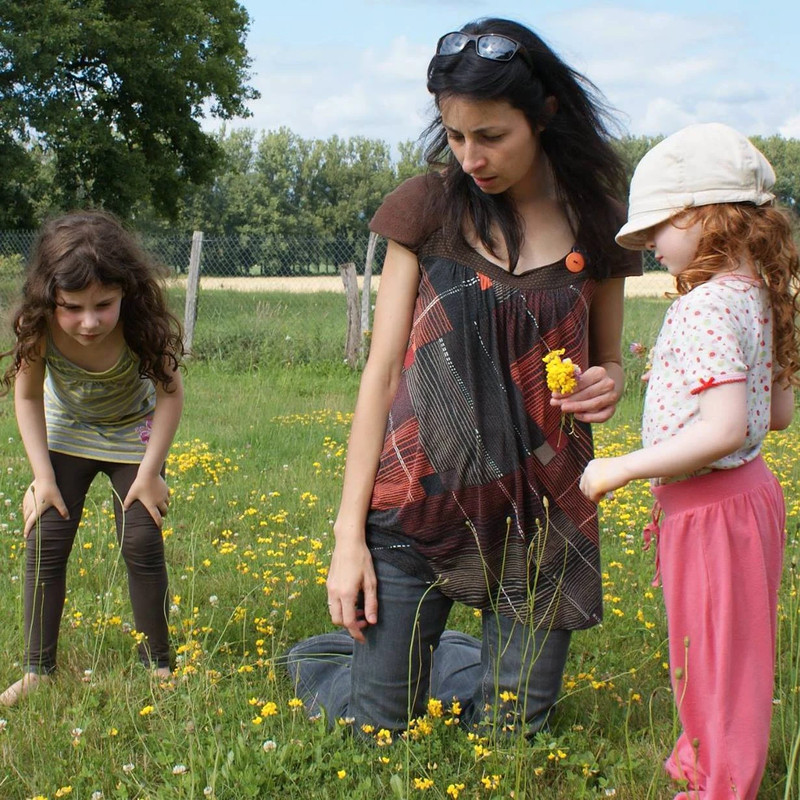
[0,229,670,357]
[0,229,387,277]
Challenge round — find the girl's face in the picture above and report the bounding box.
[646,216,703,276]
[52,282,123,348]
[440,96,544,201]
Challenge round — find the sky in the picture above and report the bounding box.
[220,0,800,151]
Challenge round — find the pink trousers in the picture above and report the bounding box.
[652,456,785,800]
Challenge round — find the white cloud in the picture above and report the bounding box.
[212,5,800,146]
[366,36,430,81]
[779,115,800,139]
[637,98,696,134]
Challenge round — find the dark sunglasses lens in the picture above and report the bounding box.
[438,32,469,55]
[477,35,517,61]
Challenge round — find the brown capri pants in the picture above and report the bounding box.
[23,450,170,673]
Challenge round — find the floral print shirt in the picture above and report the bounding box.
[642,274,773,469]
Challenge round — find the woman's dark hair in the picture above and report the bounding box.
[425,18,627,277]
[2,210,184,392]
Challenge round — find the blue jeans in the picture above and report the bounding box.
[287,559,571,736]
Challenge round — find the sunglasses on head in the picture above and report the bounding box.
[434,32,532,67]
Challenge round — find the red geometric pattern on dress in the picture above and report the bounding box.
[478,272,493,291]
[510,344,550,419]
[408,272,454,350]
[403,343,416,370]
[370,416,431,508]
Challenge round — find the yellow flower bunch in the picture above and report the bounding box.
[543,348,580,395]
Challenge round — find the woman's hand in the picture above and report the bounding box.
[123,472,170,527]
[580,457,630,503]
[326,537,378,642]
[552,365,620,423]
[23,478,68,538]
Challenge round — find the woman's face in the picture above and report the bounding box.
[440,96,543,201]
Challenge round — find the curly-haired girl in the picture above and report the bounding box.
[582,123,800,799]
[0,210,184,705]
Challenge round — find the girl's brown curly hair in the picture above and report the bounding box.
[1,210,184,393]
[671,202,800,387]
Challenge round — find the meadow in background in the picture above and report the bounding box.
[0,289,798,799]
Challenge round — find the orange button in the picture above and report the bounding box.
[565,251,585,273]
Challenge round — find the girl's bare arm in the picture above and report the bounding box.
[15,346,69,535]
[581,382,748,502]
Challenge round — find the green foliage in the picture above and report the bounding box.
[176,127,403,245]
[752,135,800,215]
[0,0,258,222]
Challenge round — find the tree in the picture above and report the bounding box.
[395,139,426,183]
[0,0,258,223]
[750,135,800,214]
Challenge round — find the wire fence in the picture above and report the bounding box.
[0,229,670,357]
[0,229,388,278]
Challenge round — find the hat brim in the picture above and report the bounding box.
[615,207,682,250]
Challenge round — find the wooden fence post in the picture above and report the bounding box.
[183,230,203,355]
[339,261,360,368]
[360,230,378,365]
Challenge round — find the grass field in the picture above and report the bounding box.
[0,290,798,799]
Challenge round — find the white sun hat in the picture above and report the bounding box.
[616,122,776,250]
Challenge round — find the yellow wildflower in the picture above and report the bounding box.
[426,698,443,717]
[481,774,501,790]
[375,728,393,747]
[543,348,580,395]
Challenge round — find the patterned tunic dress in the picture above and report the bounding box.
[365,174,641,629]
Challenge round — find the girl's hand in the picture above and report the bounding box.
[326,537,378,642]
[580,457,630,503]
[552,365,619,423]
[123,473,170,527]
[23,479,69,538]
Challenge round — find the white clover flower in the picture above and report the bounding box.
[0,719,8,732]
[262,739,277,752]
[91,792,104,800]
[122,763,135,774]
[172,764,188,775]
[209,595,219,607]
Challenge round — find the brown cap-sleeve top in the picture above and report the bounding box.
[370,173,643,280]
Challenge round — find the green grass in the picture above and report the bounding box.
[0,291,798,799]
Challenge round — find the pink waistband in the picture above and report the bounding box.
[651,455,774,515]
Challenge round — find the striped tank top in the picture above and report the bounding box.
[44,336,156,463]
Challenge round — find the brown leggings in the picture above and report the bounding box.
[24,451,170,673]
